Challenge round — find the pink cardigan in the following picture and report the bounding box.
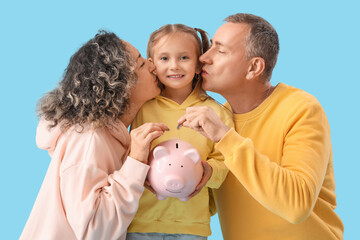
[20,119,149,240]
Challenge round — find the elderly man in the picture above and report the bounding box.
[178,13,344,240]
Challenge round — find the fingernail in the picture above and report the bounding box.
[165,128,170,131]
[177,124,182,130]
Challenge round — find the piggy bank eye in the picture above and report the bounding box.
[169,164,172,166]
[181,165,183,168]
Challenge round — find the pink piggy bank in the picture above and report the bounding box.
[148,138,203,201]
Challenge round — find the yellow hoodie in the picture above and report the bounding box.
[128,90,234,236]
[215,83,344,240]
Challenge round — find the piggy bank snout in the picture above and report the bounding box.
[165,175,185,192]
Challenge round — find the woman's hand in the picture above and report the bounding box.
[129,123,168,164]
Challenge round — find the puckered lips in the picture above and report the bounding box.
[201,68,208,76]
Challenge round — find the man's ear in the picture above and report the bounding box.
[246,57,265,80]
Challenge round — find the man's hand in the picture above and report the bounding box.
[178,106,230,142]
[188,161,213,199]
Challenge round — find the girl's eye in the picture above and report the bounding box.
[160,57,168,61]
[180,56,189,60]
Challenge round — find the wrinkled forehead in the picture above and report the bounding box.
[213,22,250,50]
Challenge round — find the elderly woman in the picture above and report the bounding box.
[20,31,168,240]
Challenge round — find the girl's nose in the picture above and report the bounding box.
[169,59,179,70]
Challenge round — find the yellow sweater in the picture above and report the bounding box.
[128,90,234,236]
[215,83,344,240]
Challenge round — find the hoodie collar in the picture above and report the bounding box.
[155,89,207,110]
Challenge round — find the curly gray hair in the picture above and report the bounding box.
[37,30,137,130]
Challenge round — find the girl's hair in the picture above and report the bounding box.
[37,30,137,131]
[146,24,209,93]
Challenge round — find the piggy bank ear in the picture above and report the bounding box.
[153,146,170,160]
[183,149,200,164]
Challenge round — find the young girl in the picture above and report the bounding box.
[20,31,168,240]
[127,24,234,240]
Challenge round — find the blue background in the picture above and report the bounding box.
[1,0,359,239]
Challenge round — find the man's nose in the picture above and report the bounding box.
[199,50,212,64]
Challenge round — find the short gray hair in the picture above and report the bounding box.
[225,13,280,80]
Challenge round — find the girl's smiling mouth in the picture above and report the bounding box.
[167,74,185,79]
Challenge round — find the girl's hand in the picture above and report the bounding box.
[144,179,156,194]
[188,161,213,198]
[129,123,168,164]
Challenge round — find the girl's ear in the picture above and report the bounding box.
[148,58,157,75]
[195,67,201,74]
[195,61,202,74]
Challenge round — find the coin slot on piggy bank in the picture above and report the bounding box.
[147,138,204,201]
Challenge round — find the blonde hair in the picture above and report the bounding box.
[147,24,209,93]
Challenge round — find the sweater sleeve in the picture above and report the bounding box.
[206,107,234,189]
[216,100,331,224]
[60,154,149,240]
[206,148,230,189]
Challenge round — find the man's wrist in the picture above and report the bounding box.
[215,126,230,142]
